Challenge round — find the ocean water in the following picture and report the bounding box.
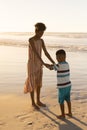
[0,32,87,94]
[0,32,87,51]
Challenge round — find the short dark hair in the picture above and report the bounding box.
[56,49,66,56]
[35,22,46,31]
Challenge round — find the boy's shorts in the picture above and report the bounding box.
[58,86,71,104]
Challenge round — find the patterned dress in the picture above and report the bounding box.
[24,39,43,93]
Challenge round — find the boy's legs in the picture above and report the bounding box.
[59,103,65,117]
[57,88,65,118]
[65,86,72,116]
[66,101,72,116]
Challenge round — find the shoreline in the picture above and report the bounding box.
[0,45,87,94]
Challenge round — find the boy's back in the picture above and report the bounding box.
[56,61,71,88]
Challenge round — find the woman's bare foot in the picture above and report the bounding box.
[37,101,46,107]
[56,115,65,119]
[32,103,40,110]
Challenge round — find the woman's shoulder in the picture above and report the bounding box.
[41,38,44,42]
[40,38,45,46]
[28,37,34,43]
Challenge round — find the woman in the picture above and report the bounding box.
[24,22,55,109]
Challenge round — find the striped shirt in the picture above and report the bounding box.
[53,61,71,88]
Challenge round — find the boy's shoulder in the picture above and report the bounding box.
[65,61,69,65]
[65,61,69,64]
[59,61,69,69]
[59,61,69,65]
[55,63,58,66]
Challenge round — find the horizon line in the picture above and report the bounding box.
[0,31,87,34]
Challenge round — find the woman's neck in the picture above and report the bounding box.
[34,35,40,40]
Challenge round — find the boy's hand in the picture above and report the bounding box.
[44,63,53,70]
[49,64,54,70]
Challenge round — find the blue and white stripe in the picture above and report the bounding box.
[53,62,71,88]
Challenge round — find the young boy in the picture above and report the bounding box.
[49,49,72,118]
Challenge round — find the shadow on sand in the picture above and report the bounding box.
[39,108,87,130]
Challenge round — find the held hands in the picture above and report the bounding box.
[44,63,53,70]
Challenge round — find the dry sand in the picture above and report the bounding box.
[0,87,87,130]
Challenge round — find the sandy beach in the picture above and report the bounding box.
[0,45,87,130]
[0,0,87,127]
[0,88,87,130]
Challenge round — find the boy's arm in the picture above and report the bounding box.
[53,64,59,71]
[44,63,54,70]
[45,64,58,70]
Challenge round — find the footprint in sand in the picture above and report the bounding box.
[42,122,57,129]
[15,113,33,130]
[0,121,6,126]
[15,110,36,122]
[15,113,31,121]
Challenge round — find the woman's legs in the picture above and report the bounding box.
[30,91,35,105]
[36,86,46,107]
[30,91,40,109]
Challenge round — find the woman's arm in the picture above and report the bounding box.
[42,39,55,64]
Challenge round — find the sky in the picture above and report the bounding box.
[0,0,87,32]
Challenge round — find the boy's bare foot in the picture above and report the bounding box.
[32,103,40,110]
[66,113,72,117]
[37,101,46,107]
[56,115,65,119]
